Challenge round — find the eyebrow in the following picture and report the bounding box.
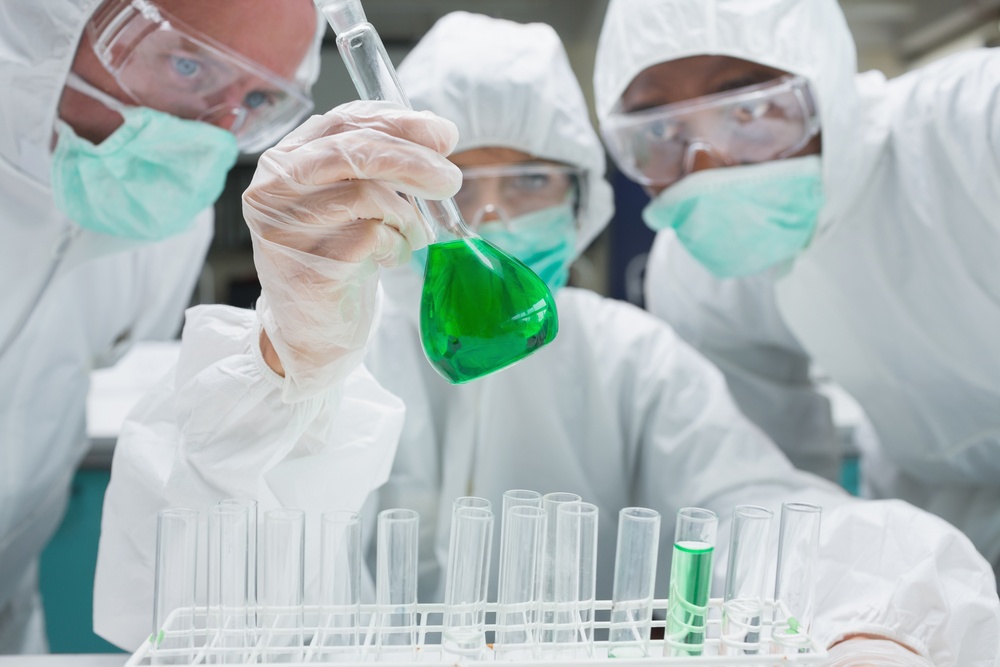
[710,70,782,94]
[622,69,784,114]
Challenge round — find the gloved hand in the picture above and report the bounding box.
[823,637,933,667]
[243,100,462,401]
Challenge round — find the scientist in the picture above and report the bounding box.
[97,11,1000,666]
[0,0,410,653]
[373,13,1000,666]
[594,0,1000,574]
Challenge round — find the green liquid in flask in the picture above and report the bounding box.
[420,237,558,384]
[665,541,714,657]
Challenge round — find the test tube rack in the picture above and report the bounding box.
[126,598,827,666]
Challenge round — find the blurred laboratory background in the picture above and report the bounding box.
[54,0,999,654]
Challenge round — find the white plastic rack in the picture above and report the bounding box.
[126,598,827,666]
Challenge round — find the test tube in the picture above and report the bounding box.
[220,498,258,629]
[207,505,250,664]
[499,491,542,604]
[552,501,599,658]
[454,496,492,512]
[608,507,661,658]
[664,507,717,657]
[495,505,546,660]
[502,489,542,513]
[151,508,198,665]
[722,506,773,655]
[442,505,494,657]
[773,503,821,652]
[318,511,362,661]
[261,509,305,662]
[375,509,419,660]
[540,492,582,647]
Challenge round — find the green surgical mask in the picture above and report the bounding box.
[642,155,824,279]
[51,74,238,242]
[413,202,577,291]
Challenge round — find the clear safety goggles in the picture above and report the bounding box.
[86,0,314,152]
[602,75,819,188]
[454,163,582,227]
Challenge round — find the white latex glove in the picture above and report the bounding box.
[824,638,933,667]
[243,100,462,401]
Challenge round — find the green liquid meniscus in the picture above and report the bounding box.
[420,237,558,384]
[666,540,714,657]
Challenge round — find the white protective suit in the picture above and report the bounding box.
[0,0,211,652]
[594,0,1000,572]
[363,12,1000,665]
[0,0,395,655]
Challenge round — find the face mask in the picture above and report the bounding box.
[51,74,239,242]
[642,155,824,279]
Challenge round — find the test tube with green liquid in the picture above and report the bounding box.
[316,0,558,384]
[664,507,717,657]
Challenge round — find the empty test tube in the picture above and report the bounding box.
[495,505,546,660]
[151,508,198,664]
[540,492,582,647]
[261,509,306,662]
[207,504,250,664]
[608,507,661,659]
[773,503,821,651]
[443,505,494,657]
[722,506,773,655]
[376,509,419,660]
[318,511,362,660]
[454,496,492,512]
[219,499,258,624]
[552,501,599,658]
[664,507,717,657]
[502,489,542,513]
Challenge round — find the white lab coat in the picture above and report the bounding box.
[366,268,1000,665]
[0,0,326,652]
[93,305,405,650]
[0,0,214,651]
[594,0,1000,571]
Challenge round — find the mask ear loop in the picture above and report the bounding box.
[680,141,733,180]
[470,204,511,230]
[64,72,130,114]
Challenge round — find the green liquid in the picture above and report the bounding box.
[666,541,713,657]
[420,238,558,384]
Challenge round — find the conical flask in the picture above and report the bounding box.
[317,0,559,384]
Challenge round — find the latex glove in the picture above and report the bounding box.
[824,638,933,667]
[243,100,461,401]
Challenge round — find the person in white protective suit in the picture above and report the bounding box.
[361,12,996,666]
[593,0,1000,575]
[0,0,418,654]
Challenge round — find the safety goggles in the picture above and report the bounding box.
[86,0,314,152]
[602,75,819,188]
[454,163,582,227]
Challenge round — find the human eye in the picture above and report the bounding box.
[510,172,552,193]
[644,118,680,142]
[170,54,202,79]
[243,89,276,110]
[730,100,773,124]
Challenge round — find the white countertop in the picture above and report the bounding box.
[0,656,126,667]
[85,342,180,465]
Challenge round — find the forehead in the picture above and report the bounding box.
[155,0,317,80]
[620,55,790,112]
[450,147,538,169]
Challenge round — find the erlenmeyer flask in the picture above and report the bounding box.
[317,0,559,384]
